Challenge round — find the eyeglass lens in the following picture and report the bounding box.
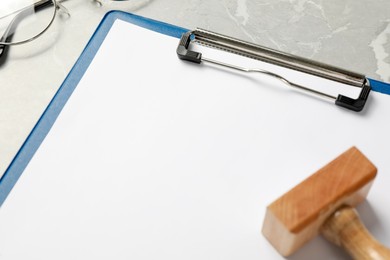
[0,0,56,45]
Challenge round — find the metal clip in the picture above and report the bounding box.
[177,30,371,112]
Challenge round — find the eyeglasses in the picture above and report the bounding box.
[0,0,70,63]
[0,0,136,62]
[0,0,70,46]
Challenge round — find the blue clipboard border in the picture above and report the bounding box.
[1,10,390,206]
[0,11,188,206]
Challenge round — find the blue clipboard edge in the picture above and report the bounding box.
[0,11,188,206]
[369,78,390,94]
[1,10,390,206]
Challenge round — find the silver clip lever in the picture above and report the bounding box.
[176,30,371,112]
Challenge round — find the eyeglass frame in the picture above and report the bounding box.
[0,0,65,62]
[0,0,133,63]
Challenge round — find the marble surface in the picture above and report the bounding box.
[1,1,390,188]
[1,0,390,183]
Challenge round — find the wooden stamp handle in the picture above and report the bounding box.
[321,206,390,260]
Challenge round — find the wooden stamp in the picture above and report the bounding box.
[262,146,390,259]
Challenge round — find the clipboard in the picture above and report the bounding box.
[1,10,390,259]
[2,9,390,209]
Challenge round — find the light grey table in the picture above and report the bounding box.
[1,0,389,189]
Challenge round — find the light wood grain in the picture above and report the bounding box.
[321,206,390,260]
[262,146,378,256]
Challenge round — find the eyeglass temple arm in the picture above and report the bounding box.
[0,45,7,65]
[0,0,57,62]
[1,0,54,44]
[0,7,30,61]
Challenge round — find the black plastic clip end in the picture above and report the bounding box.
[335,84,371,112]
[176,32,202,64]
